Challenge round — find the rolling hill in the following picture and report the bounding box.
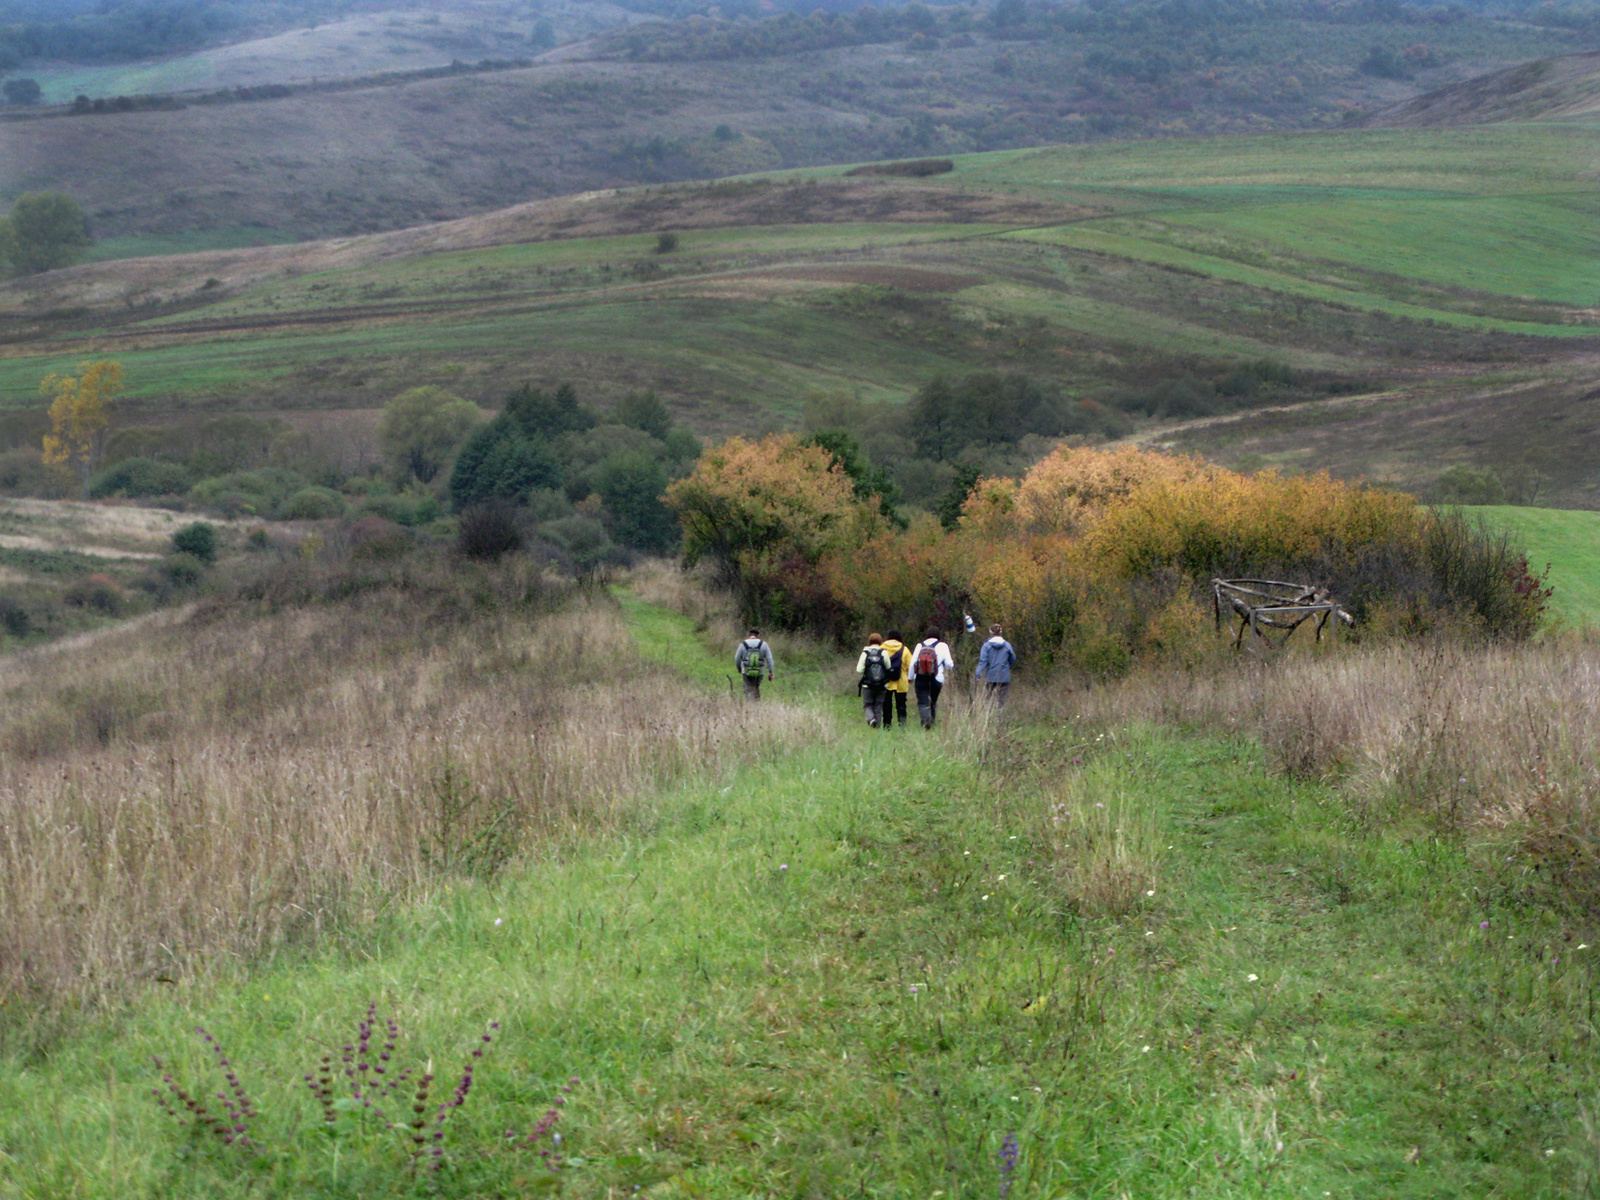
[2,89,1597,508]
[3,0,1594,243]
[1365,48,1600,126]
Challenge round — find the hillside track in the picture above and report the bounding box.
[0,178,1094,325]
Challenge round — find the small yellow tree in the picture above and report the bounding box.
[41,359,124,496]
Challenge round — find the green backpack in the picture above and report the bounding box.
[741,640,765,678]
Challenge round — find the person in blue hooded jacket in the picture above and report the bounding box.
[974,624,1016,708]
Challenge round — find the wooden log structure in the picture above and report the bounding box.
[1212,578,1354,650]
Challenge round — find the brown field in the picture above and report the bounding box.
[1367,48,1600,126]
[1144,367,1600,508]
[0,496,224,557]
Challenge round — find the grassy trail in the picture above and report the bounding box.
[601,593,1594,1198]
[0,594,1593,1198]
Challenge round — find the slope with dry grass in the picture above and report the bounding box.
[0,551,832,1005]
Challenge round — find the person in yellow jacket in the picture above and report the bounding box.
[879,630,911,730]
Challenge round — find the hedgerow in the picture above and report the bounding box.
[669,440,1551,672]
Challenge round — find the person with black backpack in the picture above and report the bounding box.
[855,632,890,727]
[909,629,956,729]
[878,630,911,730]
[735,628,775,701]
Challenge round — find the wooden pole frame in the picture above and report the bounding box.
[1212,578,1353,651]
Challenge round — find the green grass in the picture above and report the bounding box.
[2,595,1598,1198]
[1007,209,1593,336]
[167,223,1013,323]
[85,227,301,262]
[957,125,1600,197]
[1471,505,1600,626]
[0,289,976,419]
[1162,193,1600,308]
[24,54,236,104]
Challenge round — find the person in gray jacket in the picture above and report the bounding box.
[974,624,1016,708]
[735,628,775,701]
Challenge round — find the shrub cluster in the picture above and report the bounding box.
[448,384,699,568]
[670,441,1551,672]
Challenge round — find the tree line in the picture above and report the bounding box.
[592,0,1562,64]
[0,0,360,70]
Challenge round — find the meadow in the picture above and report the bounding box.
[2,121,1597,506]
[1,540,1599,1199]
[1473,505,1600,624]
[4,36,1600,1197]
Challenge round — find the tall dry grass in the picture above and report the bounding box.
[625,557,740,636]
[0,559,830,1006]
[1034,632,1600,908]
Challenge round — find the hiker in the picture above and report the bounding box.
[856,632,890,727]
[974,623,1016,708]
[909,629,956,729]
[879,629,910,729]
[735,628,775,701]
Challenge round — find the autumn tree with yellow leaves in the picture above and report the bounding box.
[665,433,890,627]
[41,360,124,497]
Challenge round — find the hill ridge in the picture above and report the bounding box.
[1365,49,1600,126]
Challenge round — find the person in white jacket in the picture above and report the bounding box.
[908,629,957,729]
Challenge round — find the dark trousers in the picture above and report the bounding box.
[883,689,908,728]
[743,676,762,701]
[862,684,886,727]
[914,677,943,728]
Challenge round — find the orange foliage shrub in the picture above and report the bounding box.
[819,514,972,642]
[1009,444,1211,538]
[671,437,1540,662]
[959,449,1430,669]
[1085,467,1423,580]
[667,435,883,566]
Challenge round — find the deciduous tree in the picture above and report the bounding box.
[41,359,123,497]
[3,192,92,275]
[665,434,887,621]
[379,386,484,484]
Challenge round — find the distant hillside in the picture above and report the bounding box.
[1365,49,1600,125]
[2,0,1593,242]
[1,124,1595,511]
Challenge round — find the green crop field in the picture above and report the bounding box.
[952,125,1600,196]
[1161,193,1600,308]
[1474,506,1600,626]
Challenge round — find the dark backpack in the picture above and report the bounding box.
[741,641,765,678]
[885,647,904,682]
[913,641,939,678]
[861,647,888,687]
